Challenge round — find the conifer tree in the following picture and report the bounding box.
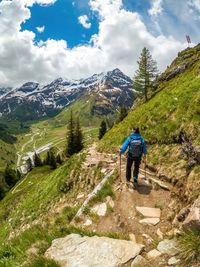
[133,47,159,102]
[49,149,57,170]
[99,120,107,140]
[66,110,75,156]
[45,151,51,165]
[34,152,43,167]
[56,154,62,165]
[74,117,83,153]
[116,106,128,123]
[26,157,33,172]
[4,164,19,187]
[0,181,6,200]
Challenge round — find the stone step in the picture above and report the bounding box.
[136,207,161,218]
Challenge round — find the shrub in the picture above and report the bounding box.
[178,229,200,263]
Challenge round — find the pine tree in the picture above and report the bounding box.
[49,149,57,169]
[116,106,128,123]
[56,154,62,165]
[34,152,43,167]
[133,47,159,102]
[4,164,19,187]
[26,158,33,172]
[45,151,51,165]
[99,120,107,140]
[74,117,83,153]
[66,110,75,157]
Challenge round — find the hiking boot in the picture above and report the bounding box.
[134,177,138,184]
[126,181,132,189]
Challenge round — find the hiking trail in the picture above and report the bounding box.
[46,144,181,267]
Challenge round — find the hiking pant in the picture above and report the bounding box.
[126,156,141,182]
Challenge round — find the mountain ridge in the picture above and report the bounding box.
[0,68,134,121]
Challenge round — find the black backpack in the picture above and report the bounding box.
[128,138,143,159]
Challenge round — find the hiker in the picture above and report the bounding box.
[119,127,147,186]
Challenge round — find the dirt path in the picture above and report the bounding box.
[80,145,172,252]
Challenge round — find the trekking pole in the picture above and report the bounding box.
[119,153,122,183]
[144,156,147,180]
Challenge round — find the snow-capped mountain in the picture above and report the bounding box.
[0,87,12,98]
[0,69,134,120]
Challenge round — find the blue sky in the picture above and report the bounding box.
[21,0,199,47]
[21,0,99,47]
[0,0,199,87]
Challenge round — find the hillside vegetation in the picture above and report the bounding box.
[100,45,200,149]
[99,44,200,202]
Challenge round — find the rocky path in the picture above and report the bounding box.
[46,144,182,267]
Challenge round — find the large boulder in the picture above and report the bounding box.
[45,234,144,267]
[183,196,200,230]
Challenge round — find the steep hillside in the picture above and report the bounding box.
[0,69,134,121]
[100,44,200,201]
[101,45,200,148]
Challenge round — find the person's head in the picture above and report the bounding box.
[133,127,140,134]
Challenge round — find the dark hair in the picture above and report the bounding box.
[133,127,140,134]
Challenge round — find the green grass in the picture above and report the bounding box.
[0,152,86,239]
[99,46,200,152]
[89,175,115,206]
[0,140,16,172]
[178,229,200,263]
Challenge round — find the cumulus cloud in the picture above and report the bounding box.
[0,0,187,87]
[78,15,91,29]
[148,0,163,17]
[23,0,57,6]
[188,0,200,12]
[36,25,45,33]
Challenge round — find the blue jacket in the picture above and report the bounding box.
[119,133,147,156]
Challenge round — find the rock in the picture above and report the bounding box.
[157,239,179,256]
[106,196,115,208]
[168,257,181,265]
[148,177,170,190]
[183,207,200,230]
[77,193,85,199]
[131,255,150,267]
[157,228,164,239]
[147,249,162,259]
[91,203,107,217]
[83,219,92,226]
[45,234,144,267]
[129,233,136,243]
[139,218,160,226]
[162,62,191,81]
[166,229,174,238]
[142,234,153,245]
[176,206,190,222]
[136,207,161,218]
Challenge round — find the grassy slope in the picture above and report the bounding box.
[100,45,200,149]
[0,140,16,170]
[0,153,85,266]
[99,45,200,201]
[0,149,117,266]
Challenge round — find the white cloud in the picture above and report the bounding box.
[0,0,187,87]
[78,15,91,29]
[23,0,57,6]
[36,25,45,33]
[148,0,163,17]
[188,0,200,11]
